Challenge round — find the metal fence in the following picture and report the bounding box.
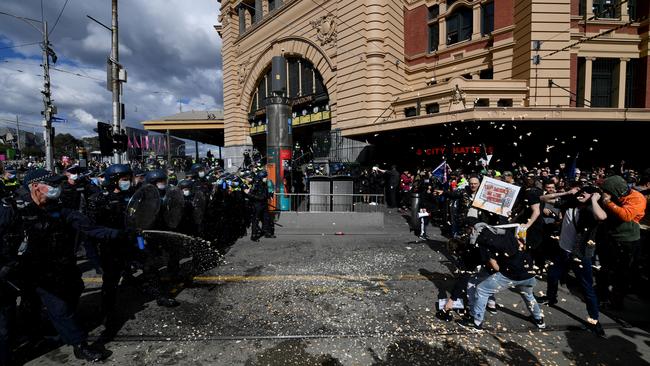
[280,193,386,213]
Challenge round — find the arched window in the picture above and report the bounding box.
[249,57,329,127]
[446,6,472,45]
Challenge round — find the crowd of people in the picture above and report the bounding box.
[395,162,648,336]
[0,155,276,364]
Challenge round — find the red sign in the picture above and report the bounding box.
[415,146,494,156]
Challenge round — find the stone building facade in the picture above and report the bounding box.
[217,0,650,168]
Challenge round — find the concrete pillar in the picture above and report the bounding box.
[584,57,594,107]
[585,0,593,18]
[617,58,628,108]
[472,4,482,40]
[620,0,629,21]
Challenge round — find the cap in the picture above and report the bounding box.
[23,169,65,186]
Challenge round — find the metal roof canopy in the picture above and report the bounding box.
[141,110,224,146]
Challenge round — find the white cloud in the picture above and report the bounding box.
[0,0,222,150]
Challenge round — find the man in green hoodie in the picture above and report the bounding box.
[598,175,646,310]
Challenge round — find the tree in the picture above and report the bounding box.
[54,133,81,158]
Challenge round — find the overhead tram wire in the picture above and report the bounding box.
[0,41,41,50]
[50,0,71,35]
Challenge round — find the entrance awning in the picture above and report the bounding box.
[142,110,224,146]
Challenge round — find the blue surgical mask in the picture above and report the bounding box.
[70,174,79,181]
[45,185,62,200]
[8,174,16,179]
[183,189,191,197]
[198,172,206,178]
[156,183,167,190]
[119,181,131,191]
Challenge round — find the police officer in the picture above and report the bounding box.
[15,169,128,362]
[142,170,180,307]
[0,183,20,365]
[133,168,146,190]
[87,164,135,329]
[187,163,210,193]
[0,165,20,197]
[248,172,270,242]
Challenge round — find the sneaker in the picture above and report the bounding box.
[537,296,558,306]
[486,305,498,315]
[457,317,483,333]
[533,316,546,329]
[588,321,606,338]
[73,342,109,362]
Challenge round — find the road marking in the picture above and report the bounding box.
[82,273,437,284]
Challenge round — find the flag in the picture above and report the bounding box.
[127,136,133,149]
[133,134,140,149]
[432,160,449,183]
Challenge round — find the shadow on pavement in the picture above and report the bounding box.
[245,339,342,366]
[563,328,650,365]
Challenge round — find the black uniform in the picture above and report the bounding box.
[0,196,20,365]
[87,188,135,321]
[248,179,270,241]
[13,190,123,347]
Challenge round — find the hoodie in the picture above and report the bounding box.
[601,175,646,242]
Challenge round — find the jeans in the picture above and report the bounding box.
[547,250,599,320]
[35,287,86,346]
[472,272,542,324]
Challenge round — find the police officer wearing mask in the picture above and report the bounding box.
[12,169,130,362]
[133,168,146,190]
[187,163,210,193]
[87,164,136,331]
[0,165,20,197]
[247,171,272,242]
[0,180,21,365]
[141,170,180,307]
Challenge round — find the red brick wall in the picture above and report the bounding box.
[494,0,514,29]
[570,0,579,16]
[570,53,578,107]
[404,5,429,57]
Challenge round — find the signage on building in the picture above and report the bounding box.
[291,95,315,107]
[415,146,494,156]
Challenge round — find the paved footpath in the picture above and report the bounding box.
[26,211,650,365]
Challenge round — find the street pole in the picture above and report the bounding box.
[166,129,171,166]
[41,20,54,171]
[15,115,21,151]
[111,0,122,163]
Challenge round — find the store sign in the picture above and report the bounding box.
[291,95,314,107]
[472,177,520,217]
[415,146,494,156]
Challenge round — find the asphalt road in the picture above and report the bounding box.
[24,211,650,365]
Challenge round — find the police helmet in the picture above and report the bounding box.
[105,164,132,182]
[190,163,205,175]
[257,171,268,179]
[145,169,167,184]
[178,179,194,190]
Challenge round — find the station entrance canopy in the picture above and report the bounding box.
[142,110,224,146]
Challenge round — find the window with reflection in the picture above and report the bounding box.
[447,6,472,45]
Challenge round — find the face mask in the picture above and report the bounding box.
[70,174,79,181]
[156,183,167,190]
[8,174,16,179]
[118,181,131,191]
[183,189,191,197]
[198,172,206,178]
[45,185,62,200]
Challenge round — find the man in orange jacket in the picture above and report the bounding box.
[599,175,646,310]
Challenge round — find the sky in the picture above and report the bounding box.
[0,0,222,156]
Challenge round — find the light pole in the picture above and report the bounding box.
[0,11,56,170]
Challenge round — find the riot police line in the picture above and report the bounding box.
[0,159,276,364]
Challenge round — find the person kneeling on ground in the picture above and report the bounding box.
[458,225,545,332]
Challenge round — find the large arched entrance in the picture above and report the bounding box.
[247,56,331,159]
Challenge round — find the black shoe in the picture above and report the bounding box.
[588,321,606,338]
[537,296,558,306]
[456,316,483,333]
[73,342,109,362]
[436,309,454,322]
[486,305,498,315]
[532,316,546,329]
[156,297,180,308]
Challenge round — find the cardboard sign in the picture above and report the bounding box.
[472,177,520,217]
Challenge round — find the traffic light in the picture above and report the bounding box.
[97,122,113,156]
